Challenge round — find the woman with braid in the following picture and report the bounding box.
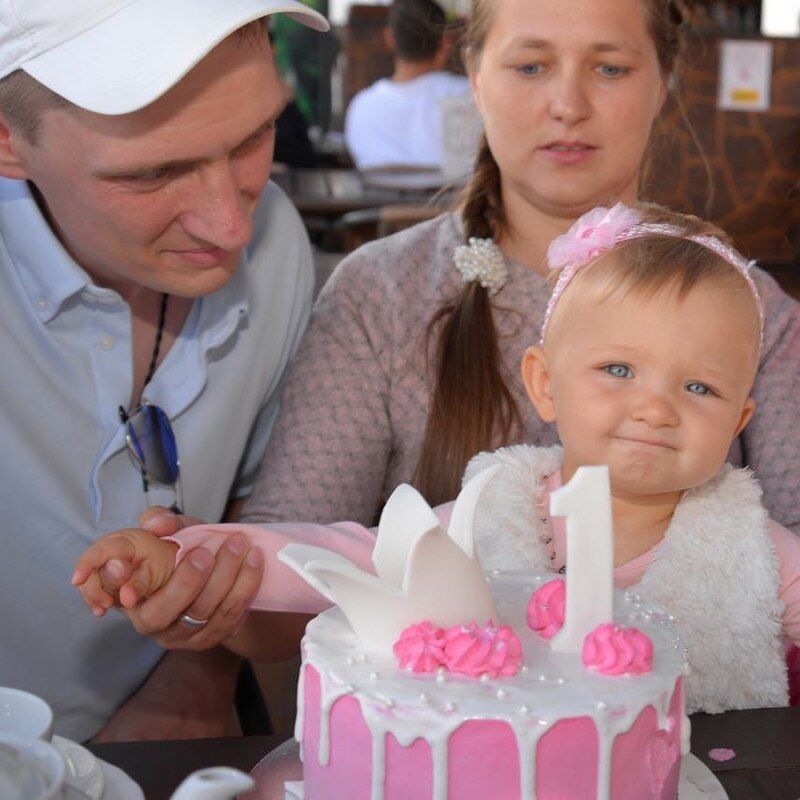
[141,0,800,549]
[233,0,799,532]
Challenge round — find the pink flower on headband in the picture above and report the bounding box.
[547,203,642,272]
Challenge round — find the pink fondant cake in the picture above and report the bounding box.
[293,571,688,800]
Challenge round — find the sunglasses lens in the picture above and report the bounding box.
[126,405,179,485]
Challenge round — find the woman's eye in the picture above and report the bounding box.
[605,364,633,378]
[518,63,544,77]
[596,64,628,78]
[685,382,712,396]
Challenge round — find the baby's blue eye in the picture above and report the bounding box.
[686,382,711,395]
[605,364,633,378]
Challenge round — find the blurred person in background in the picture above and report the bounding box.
[344,0,471,169]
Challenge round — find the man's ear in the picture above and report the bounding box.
[521,345,556,423]
[0,115,30,180]
[383,26,395,53]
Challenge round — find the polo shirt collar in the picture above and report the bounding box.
[0,179,90,323]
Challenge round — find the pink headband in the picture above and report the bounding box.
[539,203,763,344]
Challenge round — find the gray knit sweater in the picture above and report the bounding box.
[243,212,800,532]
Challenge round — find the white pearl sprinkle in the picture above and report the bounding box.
[496,689,507,700]
[369,671,380,682]
[346,657,355,666]
[344,684,355,694]
[480,674,490,684]
[445,702,456,713]
[596,701,608,712]
[420,693,429,704]
[556,678,566,685]
[519,705,530,715]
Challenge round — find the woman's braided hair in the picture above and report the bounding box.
[413,0,687,505]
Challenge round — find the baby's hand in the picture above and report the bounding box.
[71,529,179,617]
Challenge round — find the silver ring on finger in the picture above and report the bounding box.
[179,613,208,628]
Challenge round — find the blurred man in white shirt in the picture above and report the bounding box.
[344,0,471,169]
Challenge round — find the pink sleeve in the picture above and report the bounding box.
[768,519,800,646]
[166,521,377,615]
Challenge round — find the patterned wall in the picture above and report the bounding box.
[647,35,800,266]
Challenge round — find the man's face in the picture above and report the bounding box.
[9,32,283,299]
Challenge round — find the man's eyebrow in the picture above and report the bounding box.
[95,113,282,179]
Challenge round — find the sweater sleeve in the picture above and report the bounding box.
[740,270,800,534]
[768,520,800,646]
[241,251,395,526]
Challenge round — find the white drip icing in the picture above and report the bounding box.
[371,732,385,799]
[295,661,306,745]
[298,571,685,799]
[317,672,354,766]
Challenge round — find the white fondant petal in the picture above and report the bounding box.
[373,483,441,585]
[447,465,502,558]
[402,527,497,627]
[278,544,369,605]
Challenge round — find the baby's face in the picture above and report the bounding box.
[540,281,757,499]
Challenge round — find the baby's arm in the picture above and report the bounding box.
[71,530,178,616]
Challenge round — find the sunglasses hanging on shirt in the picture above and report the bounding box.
[118,292,184,514]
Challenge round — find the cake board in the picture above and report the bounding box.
[244,739,727,800]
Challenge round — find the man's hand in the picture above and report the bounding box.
[91,648,241,742]
[100,504,264,651]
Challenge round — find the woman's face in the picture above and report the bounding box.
[470,0,668,218]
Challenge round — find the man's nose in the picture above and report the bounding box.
[180,163,254,251]
[548,68,591,127]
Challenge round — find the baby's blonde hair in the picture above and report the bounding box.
[546,203,762,370]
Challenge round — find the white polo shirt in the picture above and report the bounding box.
[344,71,471,169]
[0,178,314,742]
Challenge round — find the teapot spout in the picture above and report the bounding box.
[169,766,254,800]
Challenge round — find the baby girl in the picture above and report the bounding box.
[72,202,800,713]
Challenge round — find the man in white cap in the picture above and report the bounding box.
[0,0,328,742]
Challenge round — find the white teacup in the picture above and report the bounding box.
[0,732,65,800]
[0,687,54,742]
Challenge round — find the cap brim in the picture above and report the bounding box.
[22,0,329,115]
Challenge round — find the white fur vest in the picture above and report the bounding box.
[464,445,788,713]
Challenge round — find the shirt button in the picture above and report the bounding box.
[98,336,114,350]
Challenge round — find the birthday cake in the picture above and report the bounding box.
[279,467,688,800]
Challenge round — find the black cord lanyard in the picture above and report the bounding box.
[118,292,169,424]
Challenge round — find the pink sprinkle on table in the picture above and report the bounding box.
[708,748,736,762]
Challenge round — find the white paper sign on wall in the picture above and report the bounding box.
[717,39,773,112]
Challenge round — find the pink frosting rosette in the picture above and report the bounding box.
[526,579,566,639]
[442,621,523,679]
[582,623,653,676]
[393,621,447,673]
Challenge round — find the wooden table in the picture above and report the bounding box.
[271,167,453,219]
[88,707,800,799]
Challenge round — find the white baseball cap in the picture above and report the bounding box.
[0,0,329,115]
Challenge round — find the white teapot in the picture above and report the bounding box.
[169,766,255,800]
